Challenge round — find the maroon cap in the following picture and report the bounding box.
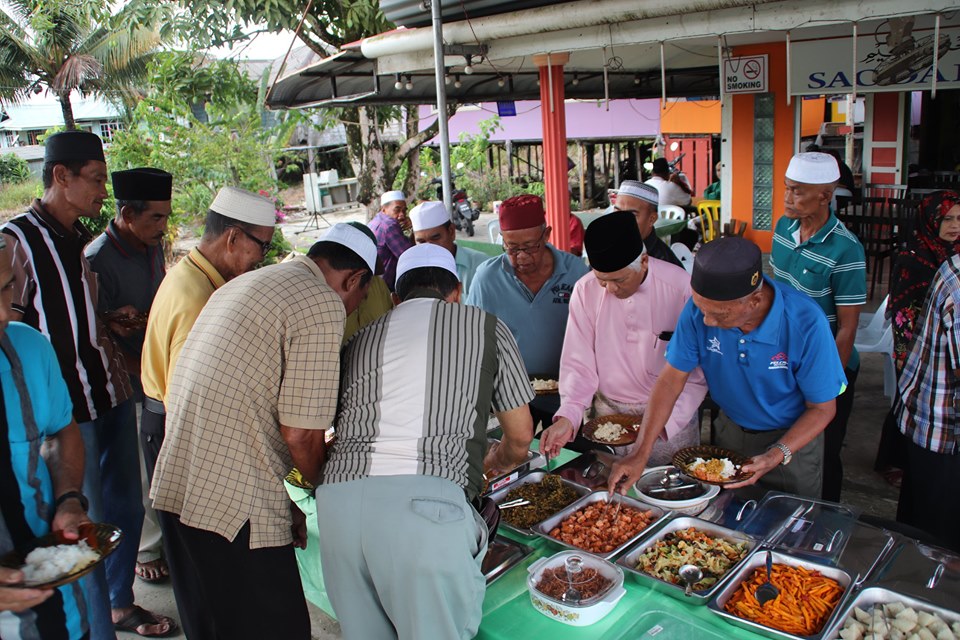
[499,194,546,231]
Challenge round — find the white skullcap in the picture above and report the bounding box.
[396,242,459,284]
[409,201,450,232]
[785,152,841,184]
[319,223,377,272]
[210,186,276,227]
[380,190,406,206]
[615,180,659,207]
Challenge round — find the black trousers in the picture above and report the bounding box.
[821,366,858,502]
[156,514,311,640]
[139,400,165,484]
[897,439,960,553]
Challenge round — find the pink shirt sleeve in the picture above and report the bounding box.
[554,276,598,431]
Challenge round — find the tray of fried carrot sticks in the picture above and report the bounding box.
[708,548,852,639]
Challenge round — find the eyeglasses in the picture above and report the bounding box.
[502,229,547,257]
[228,225,273,256]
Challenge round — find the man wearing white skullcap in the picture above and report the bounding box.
[151,221,376,640]
[410,200,490,294]
[369,190,413,292]
[612,180,683,268]
[771,151,866,502]
[316,241,533,640]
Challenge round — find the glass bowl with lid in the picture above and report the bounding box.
[527,551,626,626]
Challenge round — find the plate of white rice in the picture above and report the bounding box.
[0,522,121,588]
[582,414,643,446]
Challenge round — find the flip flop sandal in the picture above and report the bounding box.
[114,606,178,638]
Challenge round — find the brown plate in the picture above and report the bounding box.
[529,374,559,396]
[103,311,148,331]
[672,445,754,486]
[0,522,122,589]
[582,414,643,446]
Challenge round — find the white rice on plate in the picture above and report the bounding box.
[21,541,98,584]
[593,421,628,442]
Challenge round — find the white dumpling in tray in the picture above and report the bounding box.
[936,627,957,640]
[899,608,920,623]
[919,611,938,628]
[839,625,863,640]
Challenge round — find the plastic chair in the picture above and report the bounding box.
[487,219,501,245]
[854,295,895,403]
[658,205,686,221]
[697,200,721,242]
[670,242,694,274]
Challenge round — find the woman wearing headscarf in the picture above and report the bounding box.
[875,190,960,482]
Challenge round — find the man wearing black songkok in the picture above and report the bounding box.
[86,168,173,592]
[608,237,847,499]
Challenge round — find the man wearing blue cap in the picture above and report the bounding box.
[2,130,173,638]
[608,237,847,498]
[318,242,534,640]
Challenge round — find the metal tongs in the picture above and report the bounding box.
[604,477,626,520]
[499,498,531,510]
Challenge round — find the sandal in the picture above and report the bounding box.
[135,558,169,583]
[880,468,903,489]
[114,605,178,638]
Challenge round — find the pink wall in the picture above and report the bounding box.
[419,99,661,142]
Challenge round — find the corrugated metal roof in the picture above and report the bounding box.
[380,0,567,28]
[0,94,120,131]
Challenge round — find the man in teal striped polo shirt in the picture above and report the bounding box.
[771,151,866,502]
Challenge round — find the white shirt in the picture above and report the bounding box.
[646,176,691,207]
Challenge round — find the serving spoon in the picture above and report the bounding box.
[755,551,779,606]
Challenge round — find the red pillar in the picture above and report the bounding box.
[534,53,570,252]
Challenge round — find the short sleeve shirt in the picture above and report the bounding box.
[771,213,866,369]
[666,277,847,431]
[151,256,345,548]
[466,244,590,375]
[454,243,490,295]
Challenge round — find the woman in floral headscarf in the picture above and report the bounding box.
[875,190,960,483]
[889,190,960,371]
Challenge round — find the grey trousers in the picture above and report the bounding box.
[316,475,487,640]
[714,411,824,500]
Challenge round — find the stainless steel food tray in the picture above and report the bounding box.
[531,491,666,561]
[487,471,590,538]
[821,586,960,640]
[615,515,756,605]
[708,548,853,640]
[484,439,544,495]
[482,535,534,586]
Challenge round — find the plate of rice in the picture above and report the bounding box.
[0,522,122,589]
[582,414,643,446]
[672,446,754,486]
[530,375,559,395]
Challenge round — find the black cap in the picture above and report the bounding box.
[44,130,105,164]
[652,157,670,175]
[112,168,172,201]
[691,237,763,301]
[585,210,643,273]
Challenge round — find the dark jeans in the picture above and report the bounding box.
[156,515,311,640]
[897,439,960,552]
[822,366,858,502]
[139,400,165,484]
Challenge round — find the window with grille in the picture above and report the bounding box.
[100,122,124,141]
[752,94,774,231]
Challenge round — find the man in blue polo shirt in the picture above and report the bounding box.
[0,237,91,640]
[609,238,846,498]
[466,195,589,425]
[771,151,865,502]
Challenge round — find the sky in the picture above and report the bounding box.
[211,29,301,61]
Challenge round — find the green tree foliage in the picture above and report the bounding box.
[0,0,163,128]
[107,52,292,229]
[0,153,30,185]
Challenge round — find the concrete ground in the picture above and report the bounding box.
[120,207,899,639]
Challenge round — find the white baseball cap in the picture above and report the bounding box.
[785,152,841,184]
[319,223,377,272]
[409,201,450,232]
[396,243,459,283]
[210,186,276,227]
[380,190,406,206]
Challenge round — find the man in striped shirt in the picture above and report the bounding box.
[771,152,866,502]
[894,253,960,550]
[317,243,534,640]
[1,131,172,638]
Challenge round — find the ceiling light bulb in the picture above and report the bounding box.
[454,75,462,88]
[394,80,403,90]
[464,64,473,75]
[572,74,579,86]
[634,75,641,85]
[444,73,451,85]
[497,77,505,87]
[405,80,414,90]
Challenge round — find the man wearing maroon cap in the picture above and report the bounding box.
[466,195,589,424]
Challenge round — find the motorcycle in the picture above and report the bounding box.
[429,175,480,237]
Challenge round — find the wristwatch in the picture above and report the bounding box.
[54,491,89,512]
[768,442,793,466]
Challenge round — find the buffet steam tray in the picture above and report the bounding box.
[486,471,590,538]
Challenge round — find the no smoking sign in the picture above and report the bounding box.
[724,54,768,94]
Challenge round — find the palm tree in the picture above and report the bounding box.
[0,0,162,129]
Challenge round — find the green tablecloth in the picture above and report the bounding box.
[286,445,765,639]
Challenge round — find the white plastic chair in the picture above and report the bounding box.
[854,295,895,403]
[670,242,694,274]
[659,205,686,221]
[487,219,501,245]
